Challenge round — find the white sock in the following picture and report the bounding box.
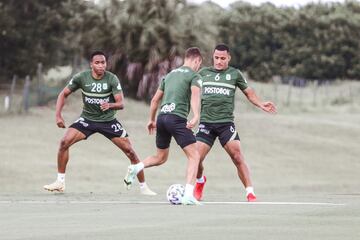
[245,186,254,195]
[196,176,205,183]
[139,182,147,189]
[135,162,144,174]
[184,184,195,197]
[57,173,65,183]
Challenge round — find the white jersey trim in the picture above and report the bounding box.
[202,82,236,89]
[81,90,112,97]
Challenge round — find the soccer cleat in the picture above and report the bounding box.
[246,192,257,202]
[44,180,65,192]
[140,185,157,196]
[194,175,206,201]
[124,165,137,190]
[181,195,202,205]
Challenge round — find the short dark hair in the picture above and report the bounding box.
[185,47,202,60]
[214,43,230,53]
[90,50,107,61]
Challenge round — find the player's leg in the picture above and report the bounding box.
[145,115,172,168]
[111,137,144,181]
[196,141,212,178]
[196,141,211,178]
[217,122,256,201]
[169,115,201,205]
[123,113,173,191]
[193,141,211,200]
[124,114,174,192]
[112,137,157,195]
[194,122,216,200]
[124,147,169,189]
[180,143,201,205]
[145,114,172,168]
[98,119,156,195]
[58,128,87,173]
[124,113,171,186]
[223,140,252,187]
[44,127,86,192]
[124,147,169,185]
[182,143,200,186]
[142,148,169,167]
[222,136,256,202]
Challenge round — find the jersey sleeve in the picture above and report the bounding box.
[236,69,248,91]
[110,74,122,95]
[159,77,165,91]
[67,73,82,92]
[191,73,202,88]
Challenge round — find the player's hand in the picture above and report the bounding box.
[56,116,66,128]
[147,120,156,135]
[186,116,198,129]
[100,102,110,111]
[261,101,277,114]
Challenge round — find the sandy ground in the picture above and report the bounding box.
[0,97,359,239]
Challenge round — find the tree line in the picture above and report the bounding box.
[1,0,359,99]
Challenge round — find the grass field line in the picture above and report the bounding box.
[0,200,345,206]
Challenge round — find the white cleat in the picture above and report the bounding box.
[181,195,202,205]
[140,185,157,196]
[124,165,137,190]
[44,180,65,192]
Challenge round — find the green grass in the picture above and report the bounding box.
[1,84,359,240]
[0,87,359,194]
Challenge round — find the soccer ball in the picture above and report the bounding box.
[166,184,185,205]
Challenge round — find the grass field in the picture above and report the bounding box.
[0,86,360,240]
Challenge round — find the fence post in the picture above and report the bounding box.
[4,95,10,112]
[349,82,354,106]
[4,75,17,112]
[8,75,17,111]
[286,78,293,106]
[23,75,31,112]
[272,76,280,105]
[297,78,305,107]
[312,80,319,107]
[36,62,44,106]
[323,80,330,106]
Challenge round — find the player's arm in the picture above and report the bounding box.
[147,89,164,134]
[100,93,124,111]
[242,87,277,114]
[55,87,73,128]
[101,75,124,111]
[187,86,201,129]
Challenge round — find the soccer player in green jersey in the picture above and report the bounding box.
[194,44,277,202]
[44,51,156,195]
[124,47,203,205]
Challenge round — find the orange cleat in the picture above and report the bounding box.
[194,176,206,201]
[246,192,257,202]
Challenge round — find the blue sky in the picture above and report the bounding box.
[188,0,347,8]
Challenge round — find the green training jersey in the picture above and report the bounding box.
[198,66,248,123]
[66,70,122,122]
[158,66,202,119]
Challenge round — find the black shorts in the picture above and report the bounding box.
[196,122,240,147]
[70,117,129,140]
[156,114,196,149]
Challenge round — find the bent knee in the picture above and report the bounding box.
[59,138,72,151]
[159,156,168,165]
